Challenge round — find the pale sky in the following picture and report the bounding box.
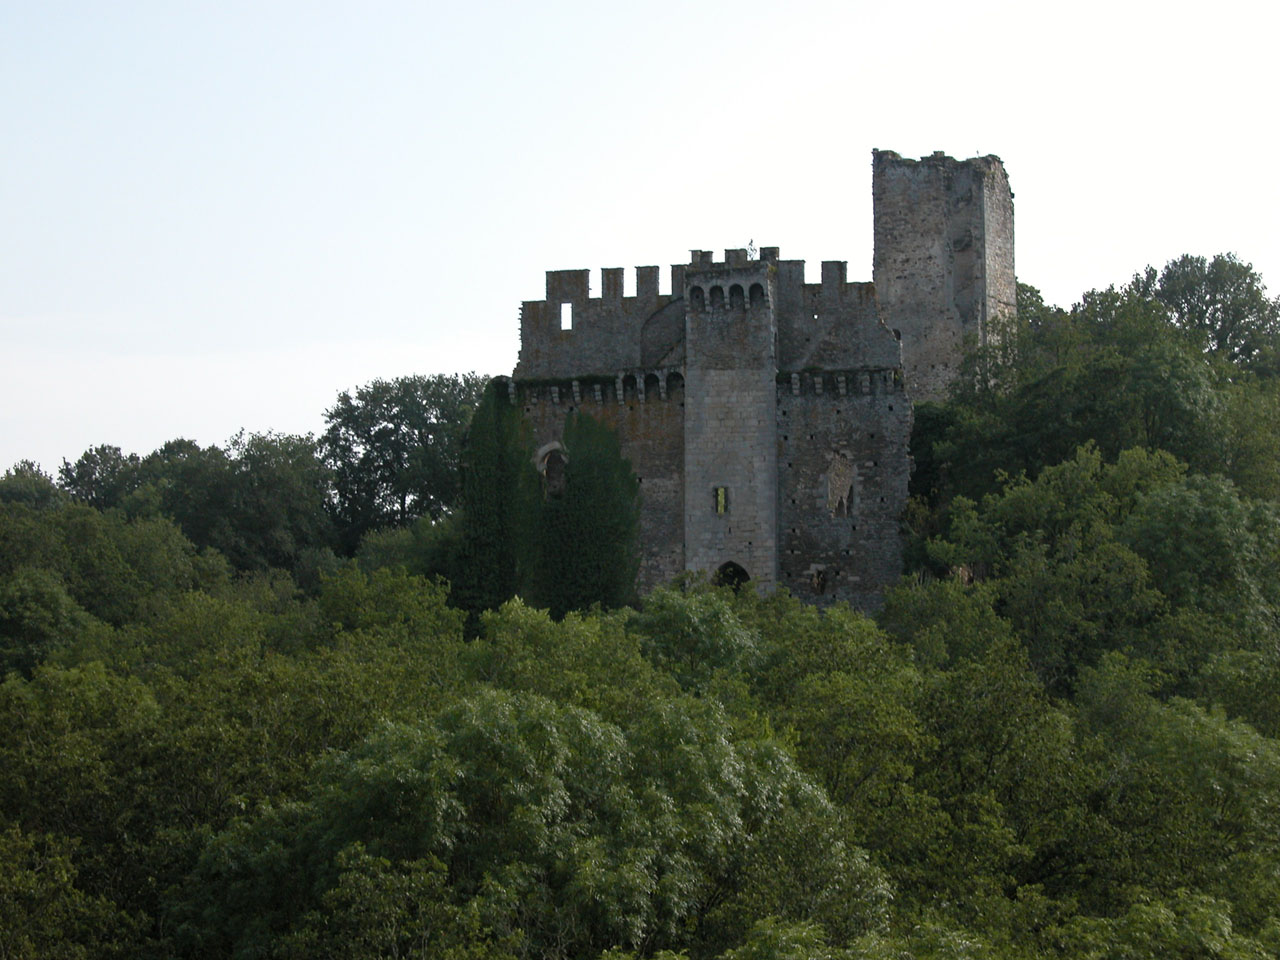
[4,0,1278,473]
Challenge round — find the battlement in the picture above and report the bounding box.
[517,244,900,380]
[686,246,781,270]
[542,263,685,307]
[776,367,905,399]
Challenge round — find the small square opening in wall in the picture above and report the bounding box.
[560,303,573,331]
[714,487,729,514]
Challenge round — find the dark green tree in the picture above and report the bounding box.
[1145,253,1280,366]
[218,431,336,573]
[447,378,531,622]
[0,566,104,675]
[57,434,335,576]
[174,689,890,959]
[57,446,143,510]
[630,585,759,692]
[321,373,487,551]
[0,460,64,509]
[0,824,135,959]
[518,412,641,618]
[911,271,1249,510]
[0,499,205,628]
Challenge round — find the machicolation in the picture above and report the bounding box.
[500,149,1015,608]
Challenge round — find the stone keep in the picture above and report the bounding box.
[503,150,1014,607]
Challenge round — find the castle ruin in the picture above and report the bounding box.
[500,150,1015,607]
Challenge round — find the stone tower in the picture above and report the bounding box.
[872,150,1015,402]
[681,249,779,590]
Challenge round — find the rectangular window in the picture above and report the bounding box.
[714,486,728,514]
[560,303,573,331]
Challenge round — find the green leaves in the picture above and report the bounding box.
[912,257,1280,511]
[180,687,885,960]
[322,373,488,550]
[445,395,643,624]
[0,824,136,960]
[631,586,758,692]
[1154,253,1280,366]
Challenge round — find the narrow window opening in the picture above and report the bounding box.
[560,303,573,330]
[827,453,857,518]
[714,486,729,514]
[811,568,828,595]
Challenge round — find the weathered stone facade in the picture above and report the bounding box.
[873,150,1017,402]
[502,150,1014,607]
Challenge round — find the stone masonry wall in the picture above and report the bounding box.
[982,161,1017,342]
[872,149,1015,402]
[683,367,779,588]
[777,369,912,609]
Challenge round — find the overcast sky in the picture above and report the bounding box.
[4,0,1278,472]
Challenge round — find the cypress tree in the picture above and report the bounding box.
[450,380,531,621]
[518,412,640,618]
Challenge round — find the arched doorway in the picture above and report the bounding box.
[713,561,750,590]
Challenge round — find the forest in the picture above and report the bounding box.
[6,252,1280,959]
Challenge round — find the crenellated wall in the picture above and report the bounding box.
[516,264,687,379]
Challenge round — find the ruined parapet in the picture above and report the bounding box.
[872,150,1015,402]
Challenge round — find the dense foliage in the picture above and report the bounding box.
[321,373,488,552]
[6,253,1280,957]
